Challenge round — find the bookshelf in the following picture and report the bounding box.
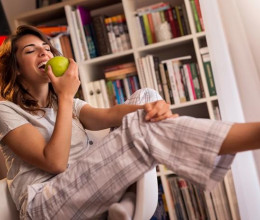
[14,0,241,219]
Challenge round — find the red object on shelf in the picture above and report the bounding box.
[0,36,7,45]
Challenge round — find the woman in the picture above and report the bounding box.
[0,25,259,220]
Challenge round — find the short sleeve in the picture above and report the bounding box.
[0,102,29,141]
[73,98,88,119]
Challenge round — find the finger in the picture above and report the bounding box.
[170,113,179,118]
[145,108,158,121]
[150,114,169,122]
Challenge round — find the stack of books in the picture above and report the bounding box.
[105,62,140,105]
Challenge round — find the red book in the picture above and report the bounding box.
[147,13,157,43]
[165,8,178,38]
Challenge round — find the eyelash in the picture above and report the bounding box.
[25,48,51,54]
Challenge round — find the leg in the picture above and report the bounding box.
[108,88,161,220]
[25,91,234,219]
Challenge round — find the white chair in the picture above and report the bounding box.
[0,129,158,220]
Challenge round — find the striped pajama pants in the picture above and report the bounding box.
[22,88,234,219]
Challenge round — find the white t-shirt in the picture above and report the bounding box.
[0,99,89,210]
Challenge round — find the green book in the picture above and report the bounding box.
[142,14,153,44]
[190,63,202,99]
[202,54,217,96]
[190,0,202,32]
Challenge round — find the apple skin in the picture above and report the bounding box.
[45,56,69,77]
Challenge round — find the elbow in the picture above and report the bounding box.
[47,162,68,174]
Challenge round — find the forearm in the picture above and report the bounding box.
[80,104,145,131]
[107,104,145,128]
[219,122,260,155]
[43,97,73,172]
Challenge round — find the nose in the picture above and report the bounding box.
[38,47,48,57]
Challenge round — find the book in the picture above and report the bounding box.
[183,64,196,101]
[190,0,202,32]
[104,66,137,79]
[92,15,112,56]
[75,8,90,60]
[84,81,98,107]
[64,5,83,62]
[36,25,68,36]
[93,80,105,108]
[59,34,74,59]
[201,53,217,96]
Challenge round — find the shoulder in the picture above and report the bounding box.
[0,101,30,141]
[73,98,88,118]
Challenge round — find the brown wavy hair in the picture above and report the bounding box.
[0,25,61,113]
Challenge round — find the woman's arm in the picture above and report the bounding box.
[79,100,175,130]
[219,122,260,155]
[2,59,80,174]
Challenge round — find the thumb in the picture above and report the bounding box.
[46,65,56,82]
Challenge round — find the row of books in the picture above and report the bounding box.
[135,2,191,46]
[137,55,206,106]
[167,175,234,220]
[83,62,141,107]
[153,166,240,220]
[105,62,140,105]
[36,25,75,59]
[65,5,131,62]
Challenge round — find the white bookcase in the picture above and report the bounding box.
[13,0,242,219]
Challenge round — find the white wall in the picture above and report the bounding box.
[1,0,35,32]
[201,0,260,219]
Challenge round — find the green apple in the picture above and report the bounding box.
[45,56,69,77]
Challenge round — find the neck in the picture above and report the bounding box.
[21,82,50,108]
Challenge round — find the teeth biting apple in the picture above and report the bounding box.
[38,61,48,71]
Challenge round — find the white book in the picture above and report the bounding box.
[64,5,82,62]
[146,55,159,92]
[161,55,192,64]
[183,64,195,101]
[204,192,217,220]
[84,81,98,107]
[165,60,180,104]
[141,57,155,89]
[136,58,146,88]
[93,80,105,108]
[99,79,110,108]
[71,10,85,61]
[122,78,131,99]
[49,33,63,55]
[172,61,186,102]
[135,15,145,47]
[75,8,90,60]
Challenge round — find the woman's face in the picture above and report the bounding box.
[15,34,54,85]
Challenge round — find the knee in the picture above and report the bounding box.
[125,88,163,105]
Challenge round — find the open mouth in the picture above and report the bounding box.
[38,61,47,71]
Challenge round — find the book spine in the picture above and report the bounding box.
[190,62,202,99]
[190,0,202,32]
[92,15,112,56]
[202,54,217,96]
[142,14,153,44]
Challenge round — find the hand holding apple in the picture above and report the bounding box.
[45,56,69,77]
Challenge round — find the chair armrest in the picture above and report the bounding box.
[134,168,158,220]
